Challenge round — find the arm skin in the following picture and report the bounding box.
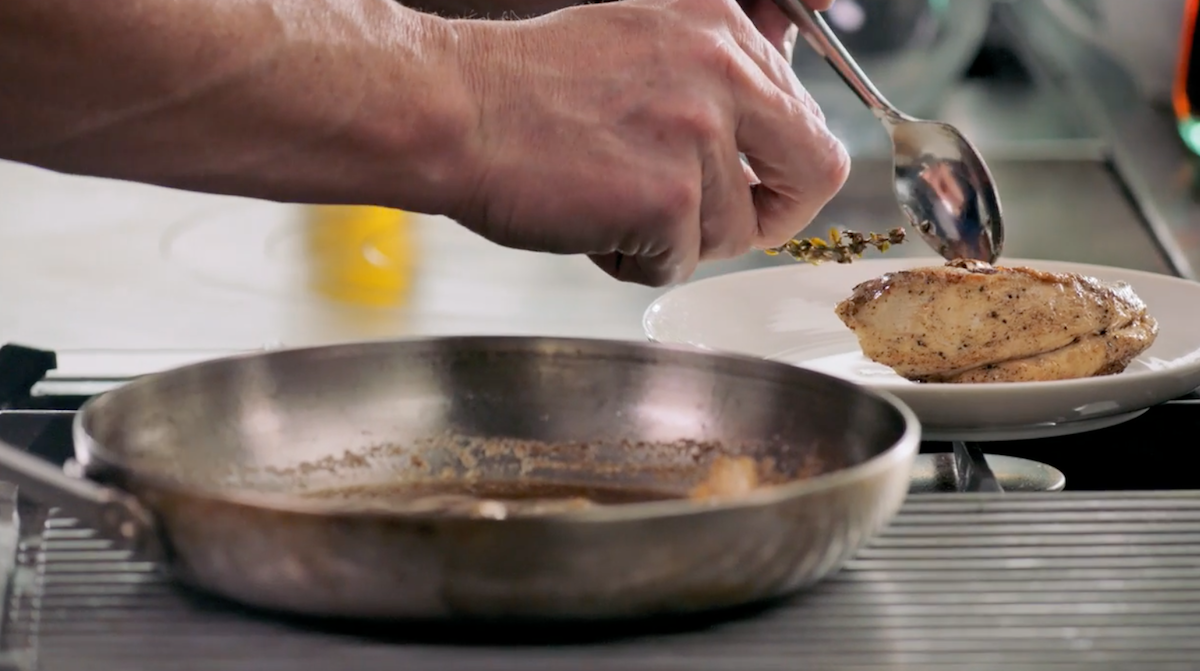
[402,0,834,61]
[400,0,579,18]
[0,0,832,216]
[0,0,478,215]
[401,0,831,20]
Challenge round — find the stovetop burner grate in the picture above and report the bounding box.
[2,492,1198,671]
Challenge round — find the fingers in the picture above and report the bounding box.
[697,141,758,262]
[723,1,824,124]
[740,154,760,184]
[599,144,757,285]
[588,248,698,287]
[585,0,843,287]
[711,0,848,248]
[738,0,800,62]
[732,59,850,248]
[588,170,704,286]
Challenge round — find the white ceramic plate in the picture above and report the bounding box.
[644,257,1200,442]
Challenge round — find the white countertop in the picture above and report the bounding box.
[0,160,757,377]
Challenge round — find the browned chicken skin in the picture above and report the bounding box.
[834,259,1159,383]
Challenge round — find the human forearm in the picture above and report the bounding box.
[399,0,833,21]
[0,0,475,214]
[399,0,578,19]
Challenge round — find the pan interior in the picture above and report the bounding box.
[78,339,911,513]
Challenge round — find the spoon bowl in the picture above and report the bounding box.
[771,0,1005,263]
[891,118,1003,262]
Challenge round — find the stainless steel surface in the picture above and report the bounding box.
[0,483,20,622]
[953,441,1004,493]
[789,0,994,154]
[6,492,1200,670]
[779,1,892,115]
[0,484,24,671]
[1002,0,1200,280]
[776,1,1004,263]
[909,453,1066,493]
[1039,0,1186,105]
[0,444,158,561]
[886,118,1005,262]
[0,337,921,619]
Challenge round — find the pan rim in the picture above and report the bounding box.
[72,336,922,524]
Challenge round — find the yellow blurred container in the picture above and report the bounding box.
[304,205,416,308]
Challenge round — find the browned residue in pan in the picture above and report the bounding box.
[138,430,824,519]
[296,453,810,519]
[259,434,755,480]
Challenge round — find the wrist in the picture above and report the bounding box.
[430,17,530,223]
[334,7,481,215]
[399,0,576,18]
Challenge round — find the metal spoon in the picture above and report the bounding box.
[770,0,1004,263]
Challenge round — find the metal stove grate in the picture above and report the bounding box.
[4,492,1200,671]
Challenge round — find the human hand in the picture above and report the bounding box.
[738,0,834,62]
[400,0,575,19]
[447,0,849,287]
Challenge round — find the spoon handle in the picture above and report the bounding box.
[770,0,903,121]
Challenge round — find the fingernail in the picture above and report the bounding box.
[783,25,799,63]
[829,132,850,167]
[829,134,852,186]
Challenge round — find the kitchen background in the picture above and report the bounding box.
[1,0,1198,384]
[0,3,1199,668]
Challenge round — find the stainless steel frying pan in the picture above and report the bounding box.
[0,337,919,620]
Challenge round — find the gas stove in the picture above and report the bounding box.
[0,342,1197,671]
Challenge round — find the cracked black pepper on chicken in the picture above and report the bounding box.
[833,259,1159,383]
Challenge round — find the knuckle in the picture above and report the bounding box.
[695,36,743,79]
[653,175,701,225]
[672,101,727,143]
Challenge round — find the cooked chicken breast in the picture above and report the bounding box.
[834,259,1158,383]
